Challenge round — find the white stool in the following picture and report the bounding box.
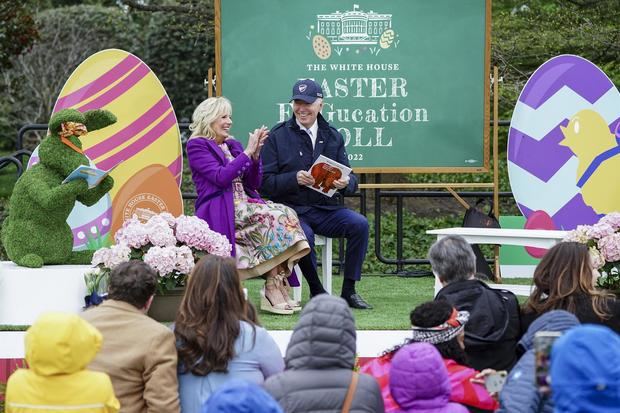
[293,235,332,301]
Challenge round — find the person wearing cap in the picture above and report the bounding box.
[430,235,522,371]
[550,324,620,413]
[260,79,372,309]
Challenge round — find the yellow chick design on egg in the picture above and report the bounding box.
[560,109,620,214]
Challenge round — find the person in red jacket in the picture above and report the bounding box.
[360,300,499,412]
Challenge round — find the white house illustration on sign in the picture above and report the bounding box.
[316,4,392,46]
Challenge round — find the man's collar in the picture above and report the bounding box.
[295,118,318,135]
[100,299,145,314]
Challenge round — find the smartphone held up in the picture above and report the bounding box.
[534,331,562,395]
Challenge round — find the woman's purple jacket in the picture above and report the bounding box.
[186,137,262,256]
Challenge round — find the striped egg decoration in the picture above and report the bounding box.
[507,55,620,230]
[41,48,183,250]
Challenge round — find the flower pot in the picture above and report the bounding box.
[147,288,185,322]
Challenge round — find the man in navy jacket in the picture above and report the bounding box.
[260,79,371,309]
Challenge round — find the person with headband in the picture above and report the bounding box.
[361,300,498,412]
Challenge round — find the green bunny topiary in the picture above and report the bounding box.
[2,108,117,268]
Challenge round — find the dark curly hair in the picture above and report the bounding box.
[107,260,157,308]
[174,255,255,376]
[408,300,469,366]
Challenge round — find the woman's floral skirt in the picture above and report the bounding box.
[234,201,310,279]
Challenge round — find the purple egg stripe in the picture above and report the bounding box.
[71,209,111,244]
[95,111,177,170]
[77,63,150,112]
[85,96,170,159]
[509,115,620,183]
[551,193,602,230]
[27,156,39,168]
[520,55,613,109]
[168,156,182,187]
[612,117,620,136]
[54,55,140,112]
[508,122,573,182]
[518,203,534,218]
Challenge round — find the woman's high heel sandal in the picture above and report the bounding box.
[277,272,302,312]
[261,276,294,315]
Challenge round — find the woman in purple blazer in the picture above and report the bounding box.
[187,97,309,315]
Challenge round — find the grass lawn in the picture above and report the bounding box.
[246,274,436,330]
[249,275,534,330]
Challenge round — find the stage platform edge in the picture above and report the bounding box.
[0,261,88,325]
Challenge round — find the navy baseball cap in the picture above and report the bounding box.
[291,79,323,103]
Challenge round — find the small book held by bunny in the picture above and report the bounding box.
[306,155,351,198]
[62,161,122,189]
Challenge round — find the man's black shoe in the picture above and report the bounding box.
[341,293,373,309]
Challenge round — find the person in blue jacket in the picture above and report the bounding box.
[497,310,579,413]
[260,79,372,309]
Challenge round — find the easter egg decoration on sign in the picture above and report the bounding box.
[507,54,620,231]
[47,48,183,249]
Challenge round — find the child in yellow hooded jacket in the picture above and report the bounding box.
[5,312,119,413]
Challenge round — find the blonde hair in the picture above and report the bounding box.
[189,97,232,139]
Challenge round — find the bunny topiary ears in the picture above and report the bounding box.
[84,109,117,132]
[48,109,86,133]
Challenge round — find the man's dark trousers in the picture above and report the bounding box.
[295,207,369,289]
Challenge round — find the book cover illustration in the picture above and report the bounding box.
[307,154,352,198]
[62,162,121,189]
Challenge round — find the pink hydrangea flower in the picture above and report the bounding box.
[106,244,132,268]
[91,248,110,266]
[143,246,177,276]
[145,216,176,247]
[176,245,195,274]
[90,213,232,293]
[600,212,620,230]
[175,215,231,254]
[205,231,233,257]
[158,212,177,228]
[91,244,131,268]
[114,217,149,248]
[175,215,207,246]
[598,233,620,263]
[586,223,615,240]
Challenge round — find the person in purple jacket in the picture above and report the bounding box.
[186,97,310,315]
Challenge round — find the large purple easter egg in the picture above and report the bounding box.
[507,55,620,230]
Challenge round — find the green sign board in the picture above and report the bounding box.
[216,0,491,172]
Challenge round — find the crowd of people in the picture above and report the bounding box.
[6,235,620,412]
[4,79,620,412]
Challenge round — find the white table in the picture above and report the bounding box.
[426,227,568,296]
